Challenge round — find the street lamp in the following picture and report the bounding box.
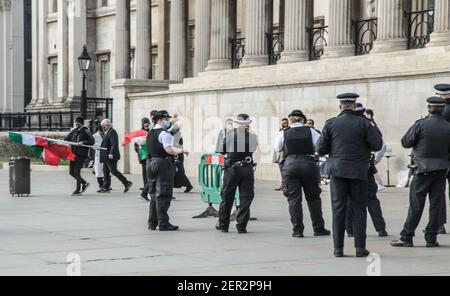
[78,45,91,119]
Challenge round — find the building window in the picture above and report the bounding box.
[101,0,108,7]
[51,63,58,99]
[130,48,135,79]
[52,0,58,13]
[101,61,110,98]
[152,54,158,79]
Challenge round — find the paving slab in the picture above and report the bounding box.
[0,168,449,276]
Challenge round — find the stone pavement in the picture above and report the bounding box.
[0,166,449,276]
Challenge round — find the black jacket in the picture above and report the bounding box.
[401,114,450,173]
[318,110,383,180]
[444,101,450,123]
[64,127,94,158]
[101,128,121,162]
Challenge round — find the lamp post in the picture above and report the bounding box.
[78,45,91,119]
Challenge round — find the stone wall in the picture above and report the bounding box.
[116,45,450,185]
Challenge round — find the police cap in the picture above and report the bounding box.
[337,93,360,103]
[427,96,445,107]
[434,84,450,95]
[153,110,172,120]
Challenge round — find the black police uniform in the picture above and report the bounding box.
[346,115,387,236]
[146,125,177,231]
[397,106,450,245]
[281,124,328,237]
[217,126,258,233]
[318,95,383,255]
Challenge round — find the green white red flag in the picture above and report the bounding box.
[122,129,148,161]
[8,132,76,166]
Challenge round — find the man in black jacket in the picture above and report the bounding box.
[434,84,450,234]
[391,97,450,248]
[65,117,95,196]
[318,93,383,258]
[99,119,133,193]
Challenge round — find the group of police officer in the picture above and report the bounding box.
[143,83,450,257]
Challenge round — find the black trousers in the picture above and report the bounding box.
[141,161,149,195]
[147,158,175,227]
[279,163,285,189]
[69,157,87,191]
[330,176,368,249]
[174,163,193,188]
[219,164,255,230]
[400,171,446,244]
[282,156,326,234]
[439,174,450,226]
[346,174,386,233]
[102,159,129,189]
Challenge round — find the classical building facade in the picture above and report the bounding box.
[0,0,31,113]
[30,0,450,182]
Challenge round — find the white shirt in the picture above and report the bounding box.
[274,123,321,152]
[154,124,174,148]
[374,140,387,163]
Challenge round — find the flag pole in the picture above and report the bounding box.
[11,132,107,151]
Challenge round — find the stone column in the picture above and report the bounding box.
[323,0,354,58]
[0,8,4,111]
[57,0,68,102]
[115,0,131,79]
[169,0,187,81]
[194,0,211,76]
[68,0,87,100]
[241,0,273,68]
[135,0,152,79]
[279,0,312,63]
[30,0,39,107]
[157,0,170,80]
[372,0,409,53]
[206,0,232,71]
[38,0,49,104]
[428,0,450,47]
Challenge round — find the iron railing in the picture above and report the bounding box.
[0,111,79,132]
[354,18,378,56]
[405,9,435,49]
[230,38,246,69]
[308,26,328,61]
[0,97,113,132]
[267,32,285,65]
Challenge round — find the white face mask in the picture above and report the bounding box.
[162,120,172,129]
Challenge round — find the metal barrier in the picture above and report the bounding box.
[193,153,240,219]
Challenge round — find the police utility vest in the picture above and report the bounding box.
[283,127,315,156]
[224,128,257,161]
[147,128,170,158]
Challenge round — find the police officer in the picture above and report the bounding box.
[391,97,450,248]
[274,110,330,238]
[434,83,450,234]
[346,103,388,237]
[146,110,188,231]
[318,93,383,257]
[216,114,258,233]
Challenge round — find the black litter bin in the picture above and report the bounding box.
[9,157,31,197]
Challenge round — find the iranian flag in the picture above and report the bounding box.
[8,132,76,166]
[122,129,148,161]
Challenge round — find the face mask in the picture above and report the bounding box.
[162,120,172,129]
